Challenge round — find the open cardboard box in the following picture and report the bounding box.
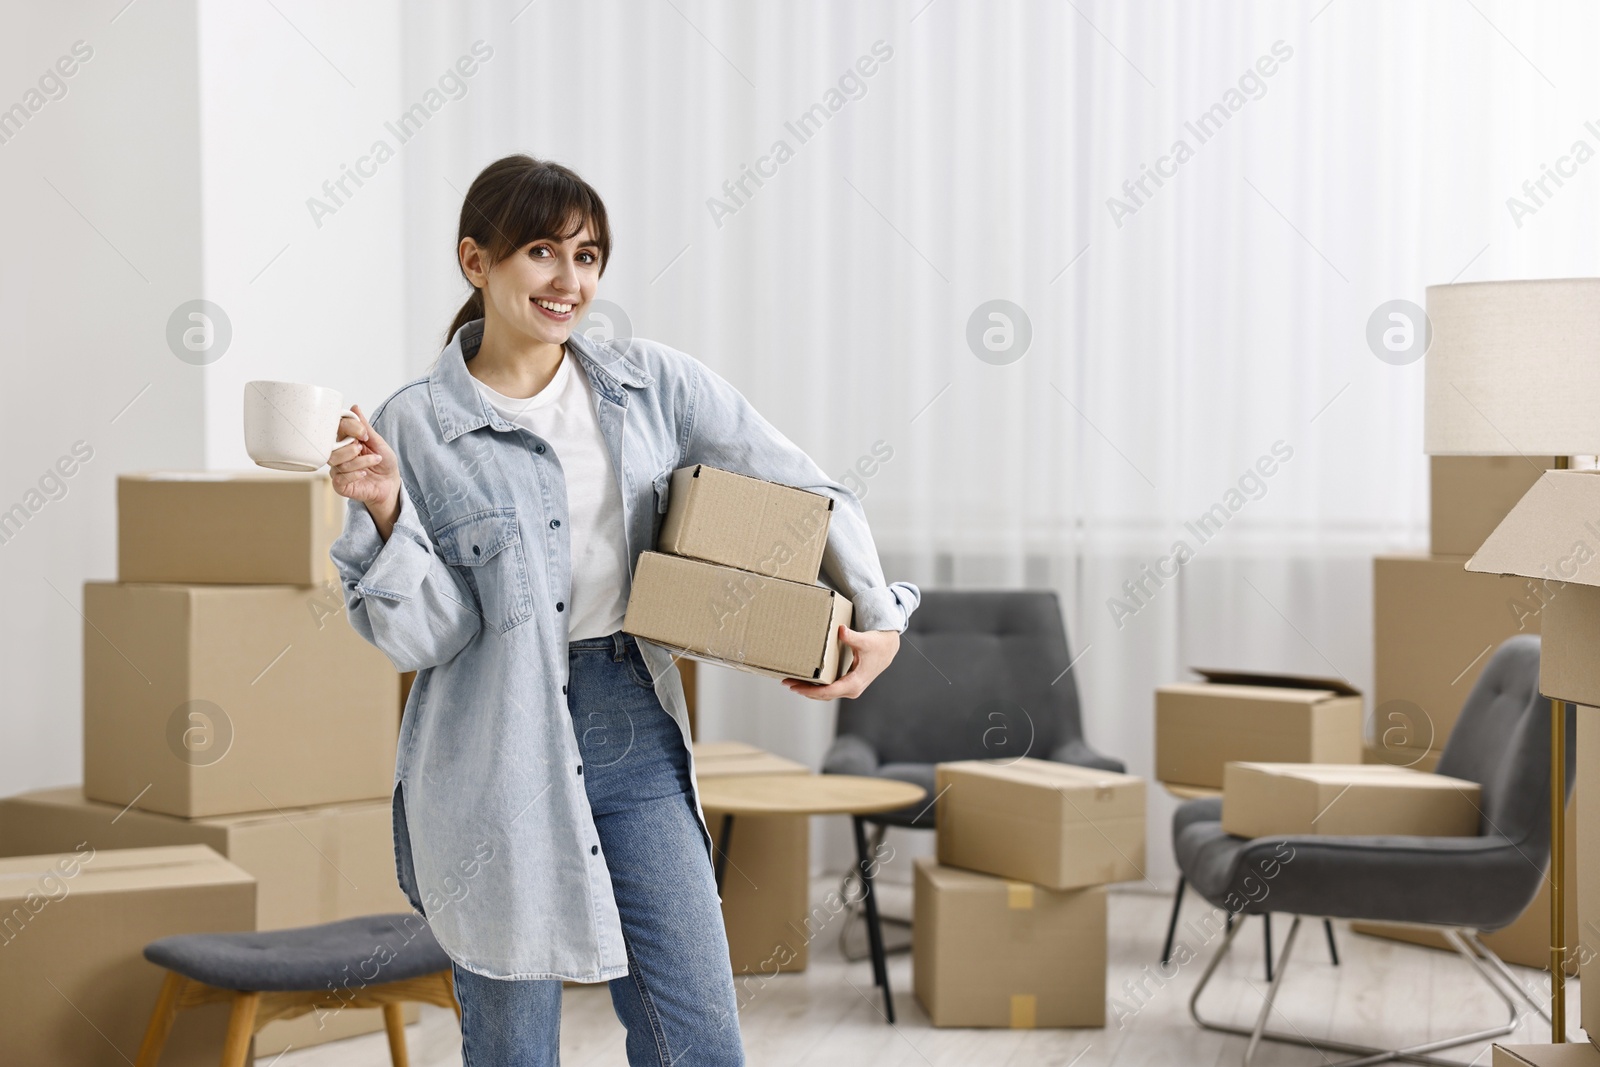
[1155,669,1363,789]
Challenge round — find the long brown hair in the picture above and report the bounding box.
[446,155,613,342]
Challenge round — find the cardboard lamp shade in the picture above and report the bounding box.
[1424,278,1600,456]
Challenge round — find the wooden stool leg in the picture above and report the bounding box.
[135,972,188,1067]
[219,991,258,1067]
[383,1003,410,1067]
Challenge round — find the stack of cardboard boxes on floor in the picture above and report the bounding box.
[914,757,1146,1029]
[0,472,406,1065]
[1355,456,1575,970]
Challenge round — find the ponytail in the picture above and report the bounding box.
[447,288,486,345]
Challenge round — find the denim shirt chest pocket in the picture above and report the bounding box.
[435,507,533,633]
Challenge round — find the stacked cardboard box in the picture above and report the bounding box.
[623,465,852,683]
[1369,457,1554,763]
[1,472,408,1057]
[0,845,256,1067]
[1155,670,1363,789]
[1356,456,1560,966]
[914,757,1145,1027]
[1221,763,1482,838]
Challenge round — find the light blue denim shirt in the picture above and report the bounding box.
[329,319,920,981]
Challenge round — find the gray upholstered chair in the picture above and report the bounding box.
[822,590,1123,954]
[1175,634,1573,1066]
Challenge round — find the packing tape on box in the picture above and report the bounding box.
[1006,882,1034,909]
[1009,994,1037,1028]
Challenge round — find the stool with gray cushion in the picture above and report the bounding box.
[822,590,1124,956]
[1175,634,1573,1066]
[134,913,459,1067]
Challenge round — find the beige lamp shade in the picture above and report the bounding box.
[1424,278,1600,455]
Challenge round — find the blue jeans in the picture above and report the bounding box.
[451,631,746,1066]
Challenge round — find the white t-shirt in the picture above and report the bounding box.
[471,349,630,642]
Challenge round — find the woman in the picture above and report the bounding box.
[326,155,920,1065]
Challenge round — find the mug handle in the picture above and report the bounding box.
[332,407,359,452]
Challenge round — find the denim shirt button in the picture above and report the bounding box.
[556,602,565,612]
[562,684,568,695]
[576,764,583,775]
[550,519,560,529]
[534,443,545,454]
[590,845,599,855]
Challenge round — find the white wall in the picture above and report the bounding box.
[0,0,406,799]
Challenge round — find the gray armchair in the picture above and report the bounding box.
[1175,634,1574,1065]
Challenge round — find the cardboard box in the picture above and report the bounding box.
[0,787,406,929]
[0,844,254,1067]
[692,742,811,975]
[1155,670,1363,789]
[657,465,833,583]
[1464,474,1600,1047]
[1493,1046,1600,1066]
[1376,555,1541,753]
[118,471,344,585]
[912,856,1105,1028]
[0,787,413,1053]
[1431,456,1556,557]
[1353,790,1575,972]
[1468,471,1600,706]
[623,551,853,683]
[935,758,1145,890]
[1221,763,1481,838]
[84,582,399,817]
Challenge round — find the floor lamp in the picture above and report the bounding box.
[1424,277,1600,1042]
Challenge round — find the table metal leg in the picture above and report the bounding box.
[714,813,734,894]
[852,815,894,1022]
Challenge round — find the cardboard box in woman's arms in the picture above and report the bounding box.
[623,551,853,684]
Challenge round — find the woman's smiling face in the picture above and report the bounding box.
[464,222,603,346]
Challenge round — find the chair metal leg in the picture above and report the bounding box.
[1190,915,1520,1066]
[852,815,895,1022]
[1324,918,1340,966]
[1160,877,1186,966]
[1244,916,1299,1065]
[1462,930,1555,1027]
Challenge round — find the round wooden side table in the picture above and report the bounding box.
[696,773,927,1023]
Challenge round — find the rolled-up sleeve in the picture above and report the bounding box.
[329,478,483,671]
[678,354,920,633]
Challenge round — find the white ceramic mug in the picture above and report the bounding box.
[243,380,357,472]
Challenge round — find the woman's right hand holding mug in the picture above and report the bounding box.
[330,405,402,541]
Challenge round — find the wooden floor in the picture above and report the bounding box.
[264,881,1578,1065]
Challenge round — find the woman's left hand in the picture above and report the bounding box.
[782,625,901,701]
